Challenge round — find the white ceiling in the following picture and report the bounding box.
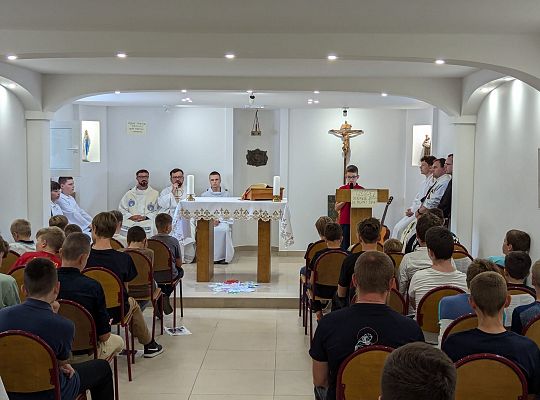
[76,90,429,109]
[2,0,539,34]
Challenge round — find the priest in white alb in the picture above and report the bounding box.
[200,171,234,264]
[118,169,160,236]
[159,168,195,263]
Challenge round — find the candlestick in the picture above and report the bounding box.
[186,175,195,195]
[273,176,280,197]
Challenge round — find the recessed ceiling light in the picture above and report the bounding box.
[181,89,187,93]
[225,53,235,59]
[313,90,320,94]
[116,52,127,58]
[314,100,319,104]
[6,83,17,89]
[503,77,515,81]
[308,99,313,102]
[114,90,121,94]
[480,87,493,93]
[435,59,445,65]
[246,90,253,93]
[6,54,17,61]
[327,55,338,61]
[381,92,388,97]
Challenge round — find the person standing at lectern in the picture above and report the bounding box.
[335,165,364,251]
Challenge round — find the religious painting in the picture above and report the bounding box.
[327,195,338,221]
[246,148,268,167]
[412,125,432,166]
[81,120,100,163]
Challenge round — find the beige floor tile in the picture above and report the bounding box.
[275,350,312,371]
[210,331,276,350]
[202,349,276,370]
[273,396,314,400]
[190,395,273,400]
[274,370,315,396]
[216,318,276,333]
[192,369,275,395]
[276,333,310,351]
[125,394,190,400]
[119,368,199,394]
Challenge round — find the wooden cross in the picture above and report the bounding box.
[329,121,364,183]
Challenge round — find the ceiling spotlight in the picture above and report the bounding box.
[313,90,320,94]
[314,100,319,104]
[435,59,445,65]
[225,53,236,59]
[327,54,338,61]
[114,90,121,94]
[503,77,515,81]
[6,54,17,61]
[116,52,127,58]
[381,92,388,97]
[246,90,253,94]
[480,87,493,94]
[181,89,187,93]
[6,83,17,89]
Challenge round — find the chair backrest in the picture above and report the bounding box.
[508,286,537,298]
[453,242,470,254]
[350,243,362,254]
[110,237,124,250]
[0,330,61,399]
[147,238,173,277]
[452,250,473,260]
[312,250,348,288]
[440,313,478,344]
[8,265,26,301]
[304,240,327,265]
[82,267,124,315]
[124,249,154,300]
[376,242,384,252]
[416,286,466,333]
[387,288,407,315]
[1,250,20,274]
[386,252,404,273]
[523,313,540,343]
[455,354,528,400]
[336,345,394,400]
[57,299,98,358]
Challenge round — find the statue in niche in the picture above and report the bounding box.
[246,148,268,167]
[422,134,431,157]
[82,130,91,162]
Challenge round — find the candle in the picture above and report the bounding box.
[273,176,280,197]
[187,175,195,195]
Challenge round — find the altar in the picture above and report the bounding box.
[172,197,294,283]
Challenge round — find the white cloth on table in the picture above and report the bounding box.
[160,184,195,263]
[119,186,160,237]
[50,201,63,217]
[56,192,92,232]
[200,187,234,263]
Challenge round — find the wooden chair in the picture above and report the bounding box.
[416,286,466,334]
[0,330,62,399]
[306,249,348,339]
[453,242,470,255]
[440,313,478,345]
[350,243,363,254]
[299,240,327,317]
[376,242,384,252]
[82,267,135,382]
[110,238,125,250]
[455,353,528,400]
[336,345,394,400]
[125,249,164,339]
[57,299,120,400]
[386,252,405,274]
[8,265,26,301]
[1,250,20,274]
[387,288,407,315]
[508,285,537,298]
[147,238,184,324]
[523,314,540,345]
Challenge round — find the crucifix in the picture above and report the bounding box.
[328,121,364,183]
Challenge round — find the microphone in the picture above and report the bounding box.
[349,182,354,189]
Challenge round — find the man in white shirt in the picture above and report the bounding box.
[119,169,160,237]
[416,158,452,217]
[159,168,195,263]
[200,171,234,264]
[50,181,63,217]
[392,156,435,240]
[56,177,92,233]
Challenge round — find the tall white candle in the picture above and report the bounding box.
[187,175,195,195]
[273,176,280,196]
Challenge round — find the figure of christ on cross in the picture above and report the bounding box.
[328,121,364,183]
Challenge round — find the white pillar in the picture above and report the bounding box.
[278,108,290,251]
[26,111,54,231]
[450,116,476,254]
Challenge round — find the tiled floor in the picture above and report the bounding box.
[117,307,313,400]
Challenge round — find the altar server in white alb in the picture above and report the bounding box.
[159,168,195,263]
[200,171,234,264]
[392,155,436,239]
[119,169,160,236]
[50,181,64,217]
[56,177,92,233]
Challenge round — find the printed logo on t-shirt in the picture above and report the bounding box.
[128,199,135,207]
[147,204,155,211]
[355,327,378,351]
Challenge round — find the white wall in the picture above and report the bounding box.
[473,80,540,260]
[287,108,407,251]
[0,86,28,238]
[434,109,455,158]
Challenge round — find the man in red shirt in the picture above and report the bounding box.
[334,164,363,250]
[11,226,64,271]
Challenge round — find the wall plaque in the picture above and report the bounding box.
[127,121,147,135]
[246,148,268,167]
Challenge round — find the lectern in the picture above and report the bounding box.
[335,188,389,245]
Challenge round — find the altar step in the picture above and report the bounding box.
[182,295,297,309]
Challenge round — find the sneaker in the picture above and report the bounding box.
[143,341,164,358]
[163,295,174,315]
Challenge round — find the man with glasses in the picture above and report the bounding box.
[119,169,160,236]
[334,164,364,250]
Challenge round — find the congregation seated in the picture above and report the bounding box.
[512,260,540,334]
[503,251,535,327]
[299,215,333,278]
[438,258,497,345]
[57,233,124,360]
[11,226,65,271]
[57,176,93,233]
[403,207,445,254]
[49,214,69,231]
[488,228,531,268]
[8,218,35,255]
[382,238,402,254]
[64,223,83,236]
[380,342,456,400]
[0,235,19,309]
[397,212,443,295]
[336,218,380,308]
[310,251,424,400]
[86,212,164,358]
[0,258,114,400]
[442,271,540,396]
[110,209,128,247]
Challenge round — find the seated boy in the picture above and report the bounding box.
[299,216,333,278]
[9,218,36,255]
[64,223,83,236]
[383,238,403,254]
[11,227,65,271]
[0,234,20,309]
[503,251,535,327]
[512,260,540,334]
[49,214,69,231]
[488,229,531,267]
[110,209,128,247]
